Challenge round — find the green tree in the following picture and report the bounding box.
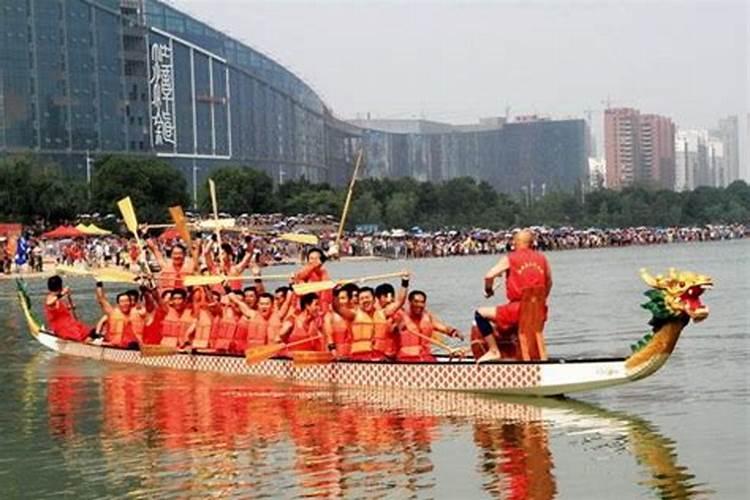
[198,166,274,215]
[91,155,189,222]
[349,191,382,227]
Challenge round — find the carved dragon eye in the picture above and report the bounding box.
[679,281,685,288]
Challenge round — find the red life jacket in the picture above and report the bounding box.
[142,307,166,345]
[245,313,270,349]
[397,312,435,362]
[287,314,323,352]
[232,316,252,353]
[104,308,138,348]
[193,308,215,349]
[506,248,550,302]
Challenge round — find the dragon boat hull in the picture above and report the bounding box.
[16,279,695,397]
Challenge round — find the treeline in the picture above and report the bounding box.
[1,154,748,229]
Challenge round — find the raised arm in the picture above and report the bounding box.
[383,271,410,317]
[146,239,167,269]
[228,293,256,319]
[95,282,113,315]
[430,312,463,340]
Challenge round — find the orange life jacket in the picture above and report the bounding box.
[193,308,215,349]
[160,308,194,347]
[398,312,435,361]
[210,308,239,351]
[105,308,136,348]
[245,313,270,348]
[351,308,388,356]
[158,260,189,291]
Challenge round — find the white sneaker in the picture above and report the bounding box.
[477,350,501,364]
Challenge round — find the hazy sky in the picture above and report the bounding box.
[175,0,748,172]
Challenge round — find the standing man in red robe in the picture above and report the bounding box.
[474,229,552,363]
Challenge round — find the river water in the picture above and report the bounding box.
[0,240,747,498]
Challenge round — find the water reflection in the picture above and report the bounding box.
[38,358,711,498]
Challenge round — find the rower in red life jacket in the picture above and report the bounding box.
[94,282,143,349]
[281,293,325,352]
[245,291,291,349]
[142,289,171,345]
[205,242,252,292]
[147,240,196,292]
[209,291,244,352]
[192,287,221,350]
[324,285,357,359]
[294,247,334,311]
[159,288,196,349]
[44,275,91,342]
[374,283,401,360]
[474,229,553,363]
[333,272,409,361]
[397,290,462,362]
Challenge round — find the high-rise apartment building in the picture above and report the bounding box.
[711,116,740,184]
[604,108,676,190]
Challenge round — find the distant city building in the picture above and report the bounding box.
[0,0,588,197]
[709,115,740,185]
[604,108,676,190]
[675,130,709,191]
[350,117,590,196]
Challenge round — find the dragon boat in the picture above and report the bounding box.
[14,268,712,397]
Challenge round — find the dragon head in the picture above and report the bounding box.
[640,268,713,323]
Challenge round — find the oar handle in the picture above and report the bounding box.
[285,334,324,350]
[409,328,454,352]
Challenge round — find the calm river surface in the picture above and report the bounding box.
[0,240,748,498]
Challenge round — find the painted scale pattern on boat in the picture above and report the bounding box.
[41,332,542,391]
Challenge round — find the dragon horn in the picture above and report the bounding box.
[639,268,658,287]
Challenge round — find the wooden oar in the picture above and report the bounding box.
[245,335,323,364]
[208,178,222,246]
[335,149,363,252]
[184,273,292,287]
[169,205,192,247]
[292,271,405,295]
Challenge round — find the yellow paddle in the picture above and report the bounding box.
[55,265,138,283]
[245,334,323,364]
[279,233,319,246]
[184,273,292,287]
[335,149,363,251]
[117,196,152,277]
[292,271,405,295]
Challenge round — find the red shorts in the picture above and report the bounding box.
[494,301,548,335]
[495,302,522,334]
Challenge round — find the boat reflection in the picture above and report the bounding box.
[40,359,710,498]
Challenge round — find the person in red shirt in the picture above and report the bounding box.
[44,275,91,341]
[294,248,333,310]
[474,229,553,363]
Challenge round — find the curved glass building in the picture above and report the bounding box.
[0,0,588,196]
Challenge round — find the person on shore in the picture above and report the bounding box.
[473,229,552,363]
[44,275,91,342]
[397,290,461,362]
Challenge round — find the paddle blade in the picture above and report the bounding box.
[280,233,319,245]
[140,344,179,357]
[245,343,285,364]
[117,197,139,235]
[209,179,219,214]
[292,350,334,367]
[94,268,138,283]
[168,205,192,245]
[292,280,336,295]
[184,275,226,287]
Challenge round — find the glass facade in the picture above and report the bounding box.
[0,0,585,194]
